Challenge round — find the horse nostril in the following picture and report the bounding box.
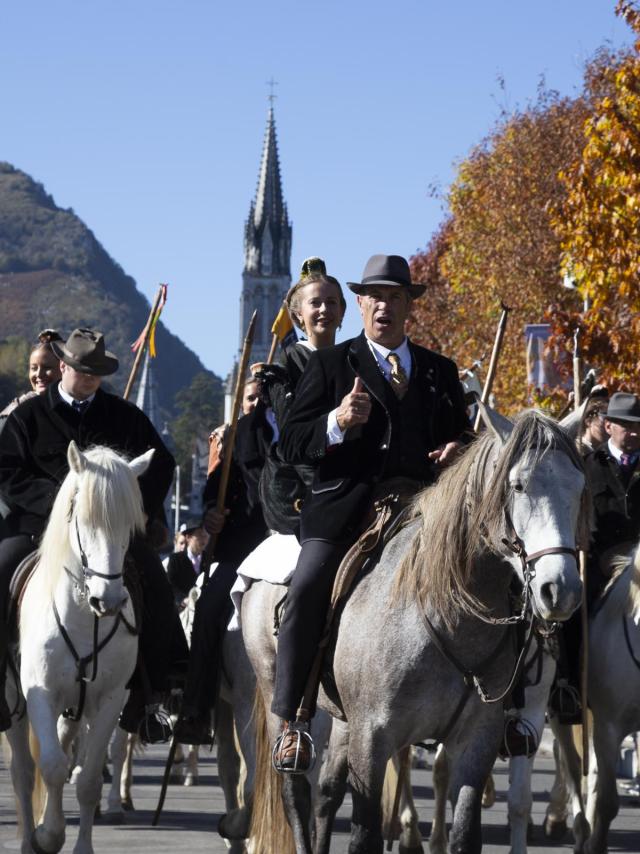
[540,582,558,610]
[88,596,103,613]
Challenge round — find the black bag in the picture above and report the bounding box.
[259,447,313,536]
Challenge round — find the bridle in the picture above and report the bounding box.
[420,449,581,736]
[55,507,138,722]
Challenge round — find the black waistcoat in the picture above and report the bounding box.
[381,373,435,482]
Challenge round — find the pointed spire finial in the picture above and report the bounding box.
[267,77,279,105]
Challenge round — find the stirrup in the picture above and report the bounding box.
[139,703,173,744]
[548,678,582,724]
[499,714,539,760]
[272,721,317,775]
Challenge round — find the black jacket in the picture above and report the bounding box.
[202,407,270,565]
[279,332,469,542]
[0,384,175,537]
[166,550,199,605]
[585,443,640,557]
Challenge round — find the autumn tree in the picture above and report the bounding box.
[409,88,590,412]
[551,1,640,389]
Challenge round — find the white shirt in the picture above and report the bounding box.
[58,382,96,409]
[326,337,411,445]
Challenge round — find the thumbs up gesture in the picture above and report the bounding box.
[336,376,372,431]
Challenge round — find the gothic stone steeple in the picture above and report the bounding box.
[240,105,292,364]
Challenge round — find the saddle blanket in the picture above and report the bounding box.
[228,532,301,630]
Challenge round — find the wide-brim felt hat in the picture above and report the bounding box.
[604,392,640,422]
[51,328,119,376]
[347,254,427,299]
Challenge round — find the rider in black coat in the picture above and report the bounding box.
[272,255,470,771]
[0,329,185,735]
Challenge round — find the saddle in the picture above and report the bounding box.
[7,551,39,642]
[293,477,420,722]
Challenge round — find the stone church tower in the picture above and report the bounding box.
[225,105,292,419]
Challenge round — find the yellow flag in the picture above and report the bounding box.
[271,304,294,342]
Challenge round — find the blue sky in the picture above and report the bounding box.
[1,1,633,377]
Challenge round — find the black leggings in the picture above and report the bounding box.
[0,534,37,620]
[272,539,345,721]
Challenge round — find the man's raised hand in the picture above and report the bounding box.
[336,376,372,431]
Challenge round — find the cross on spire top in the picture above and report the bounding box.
[267,77,279,104]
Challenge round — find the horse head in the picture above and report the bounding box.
[478,404,585,623]
[67,441,154,618]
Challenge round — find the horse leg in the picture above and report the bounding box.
[543,736,570,841]
[315,718,349,854]
[585,719,619,854]
[27,693,69,854]
[184,744,199,786]
[397,756,423,854]
[549,718,589,852]
[104,726,127,821]
[447,728,500,854]
[73,701,124,854]
[429,743,449,854]
[216,697,244,839]
[120,733,136,811]
[5,716,37,854]
[345,727,388,854]
[507,755,535,853]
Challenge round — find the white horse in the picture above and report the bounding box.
[5,440,152,854]
[582,545,640,853]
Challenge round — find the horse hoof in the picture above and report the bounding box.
[121,796,136,812]
[183,773,198,787]
[543,816,568,841]
[30,827,65,854]
[218,812,250,841]
[97,810,124,825]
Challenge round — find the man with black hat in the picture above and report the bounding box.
[0,328,186,734]
[166,519,209,608]
[271,254,470,771]
[584,391,640,603]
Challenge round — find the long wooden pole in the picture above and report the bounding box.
[201,310,258,575]
[123,285,164,401]
[573,328,582,411]
[473,302,510,433]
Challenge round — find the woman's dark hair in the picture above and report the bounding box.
[31,329,64,356]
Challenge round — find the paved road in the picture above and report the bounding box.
[2,730,640,852]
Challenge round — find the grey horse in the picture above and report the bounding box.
[243,407,590,853]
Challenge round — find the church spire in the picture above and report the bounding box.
[244,106,292,276]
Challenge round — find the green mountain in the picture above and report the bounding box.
[0,162,222,420]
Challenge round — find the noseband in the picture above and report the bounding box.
[63,516,124,596]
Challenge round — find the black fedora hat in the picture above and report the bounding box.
[604,392,640,422]
[179,518,204,535]
[347,254,427,299]
[51,328,119,376]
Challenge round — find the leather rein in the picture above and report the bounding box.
[56,515,138,722]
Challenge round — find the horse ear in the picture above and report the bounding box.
[559,399,586,442]
[129,448,155,479]
[476,399,513,444]
[67,440,87,473]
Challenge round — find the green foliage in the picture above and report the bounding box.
[0,337,31,404]
[170,371,224,485]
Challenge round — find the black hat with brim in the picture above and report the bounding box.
[347,254,427,299]
[604,392,640,422]
[179,519,204,535]
[51,328,119,376]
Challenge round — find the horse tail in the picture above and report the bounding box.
[248,687,295,854]
[29,726,46,823]
[380,756,401,841]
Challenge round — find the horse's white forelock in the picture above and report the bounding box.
[23,446,146,622]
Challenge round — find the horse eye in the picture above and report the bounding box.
[513,483,524,493]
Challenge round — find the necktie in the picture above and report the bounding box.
[620,453,637,470]
[72,399,89,415]
[386,353,409,400]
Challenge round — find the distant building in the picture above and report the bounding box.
[225,105,292,420]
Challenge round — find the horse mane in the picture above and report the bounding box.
[26,445,146,615]
[394,409,590,630]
